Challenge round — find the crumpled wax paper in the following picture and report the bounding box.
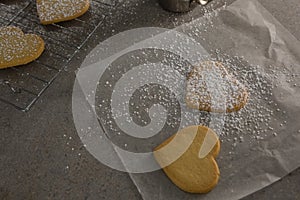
[127,0,300,199]
[73,0,300,199]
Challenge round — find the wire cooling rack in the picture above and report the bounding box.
[0,0,118,111]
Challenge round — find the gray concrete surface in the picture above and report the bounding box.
[1,0,300,199]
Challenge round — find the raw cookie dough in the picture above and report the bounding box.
[36,0,90,25]
[0,26,45,69]
[154,126,220,193]
[186,61,248,113]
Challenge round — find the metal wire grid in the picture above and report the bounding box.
[0,0,118,111]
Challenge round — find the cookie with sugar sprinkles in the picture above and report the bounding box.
[186,61,248,113]
[0,26,45,69]
[36,0,90,25]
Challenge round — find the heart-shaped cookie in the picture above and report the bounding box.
[0,26,45,69]
[36,0,90,25]
[154,126,220,193]
[186,61,248,113]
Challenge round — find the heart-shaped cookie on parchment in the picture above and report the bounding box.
[154,126,220,193]
[36,0,90,25]
[186,61,248,113]
[0,26,45,69]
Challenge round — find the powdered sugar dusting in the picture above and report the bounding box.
[0,26,44,68]
[80,2,297,154]
[186,61,248,113]
[36,0,89,23]
[177,5,296,150]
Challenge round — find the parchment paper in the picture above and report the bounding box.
[127,0,300,199]
[74,0,300,199]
